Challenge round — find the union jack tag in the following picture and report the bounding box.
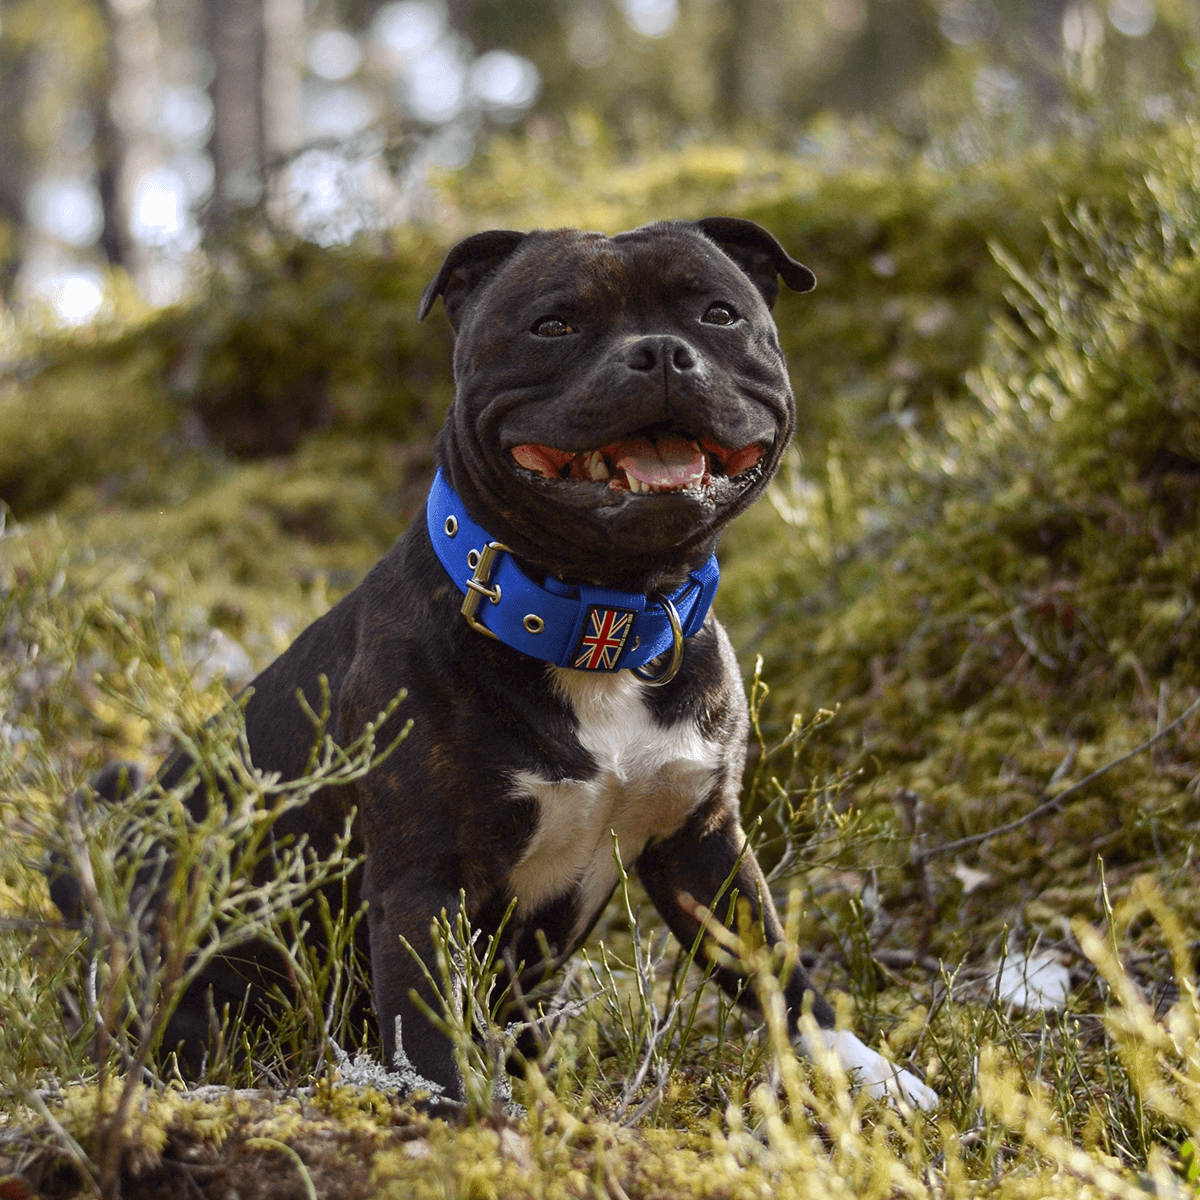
[573,606,635,671]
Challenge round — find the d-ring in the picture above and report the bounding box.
[633,595,684,686]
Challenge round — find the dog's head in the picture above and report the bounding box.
[420,218,814,591]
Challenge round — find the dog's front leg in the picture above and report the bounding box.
[364,873,466,1102]
[636,806,837,1027]
[637,807,937,1110]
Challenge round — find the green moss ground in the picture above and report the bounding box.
[4,120,1200,1198]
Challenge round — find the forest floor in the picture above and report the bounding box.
[5,123,1200,1198]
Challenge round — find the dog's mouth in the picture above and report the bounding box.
[510,431,765,495]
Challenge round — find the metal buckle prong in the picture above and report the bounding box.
[461,541,511,638]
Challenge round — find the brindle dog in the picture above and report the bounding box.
[53,219,936,1110]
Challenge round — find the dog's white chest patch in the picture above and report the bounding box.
[507,667,722,936]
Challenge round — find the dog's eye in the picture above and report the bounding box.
[532,317,574,337]
[702,303,739,326]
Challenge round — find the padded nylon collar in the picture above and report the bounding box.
[426,468,719,672]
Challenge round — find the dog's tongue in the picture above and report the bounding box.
[611,435,706,489]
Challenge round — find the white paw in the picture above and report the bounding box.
[799,1028,939,1111]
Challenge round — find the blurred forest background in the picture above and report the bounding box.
[1,0,1196,322]
[10,2,1200,1197]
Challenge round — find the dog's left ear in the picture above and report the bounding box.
[694,217,816,308]
[418,229,529,328]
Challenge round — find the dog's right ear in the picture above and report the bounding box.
[418,230,528,328]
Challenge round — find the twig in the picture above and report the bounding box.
[18,1089,102,1198]
[604,1157,634,1200]
[620,1072,670,1129]
[1010,607,1059,671]
[0,916,82,932]
[922,692,1200,861]
[870,947,945,974]
[613,1005,679,1125]
[243,1139,317,1200]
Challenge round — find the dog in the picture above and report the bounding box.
[53,218,936,1110]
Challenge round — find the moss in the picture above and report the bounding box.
[181,229,452,457]
[10,110,1200,1200]
[711,122,1200,1004]
[0,126,1151,525]
[0,341,177,514]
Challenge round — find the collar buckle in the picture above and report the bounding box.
[632,593,684,687]
[427,468,718,671]
[460,540,511,639]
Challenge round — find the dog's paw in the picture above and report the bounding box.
[799,1028,939,1112]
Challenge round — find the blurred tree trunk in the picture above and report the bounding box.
[1025,0,1073,107]
[0,43,31,294]
[263,0,304,226]
[713,0,775,129]
[263,0,304,166]
[107,0,163,279]
[820,0,943,116]
[207,0,266,215]
[445,0,477,31]
[93,45,125,272]
[206,0,306,223]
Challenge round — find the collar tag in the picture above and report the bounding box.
[425,468,718,673]
[572,605,636,670]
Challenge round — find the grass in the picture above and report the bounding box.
[4,116,1200,1198]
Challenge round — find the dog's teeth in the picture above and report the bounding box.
[586,451,610,481]
[627,473,643,493]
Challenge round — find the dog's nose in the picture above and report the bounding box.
[625,336,697,374]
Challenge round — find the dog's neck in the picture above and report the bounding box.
[425,468,719,677]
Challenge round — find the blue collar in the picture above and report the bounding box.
[425,468,719,678]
